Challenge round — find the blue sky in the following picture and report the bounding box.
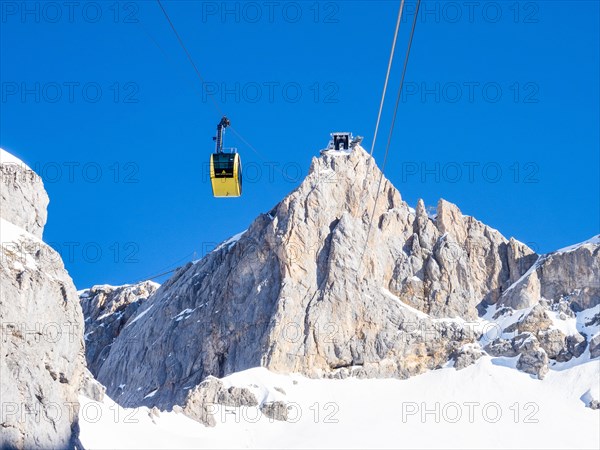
[1,1,598,289]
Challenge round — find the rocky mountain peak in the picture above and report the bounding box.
[89,144,546,411]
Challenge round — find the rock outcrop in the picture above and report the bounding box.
[0,149,85,448]
[590,335,600,359]
[0,150,48,239]
[260,401,289,421]
[79,282,159,375]
[180,377,259,427]
[499,238,600,311]
[486,295,596,379]
[94,146,542,411]
[79,368,106,402]
[514,334,549,379]
[452,344,484,370]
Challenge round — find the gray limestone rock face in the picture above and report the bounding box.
[506,238,539,285]
[1,149,85,449]
[181,378,221,427]
[589,335,600,359]
[499,242,599,311]
[80,145,597,410]
[563,334,587,360]
[517,305,553,334]
[515,336,549,379]
[0,150,48,239]
[79,282,159,376]
[80,368,106,402]
[181,377,258,426]
[453,345,484,370]
[97,147,532,408]
[96,147,535,409]
[537,329,568,360]
[260,401,289,421]
[217,386,259,407]
[485,338,519,358]
[490,299,591,374]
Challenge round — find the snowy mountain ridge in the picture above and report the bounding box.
[78,145,599,432]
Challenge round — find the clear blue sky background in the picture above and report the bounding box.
[1,1,598,289]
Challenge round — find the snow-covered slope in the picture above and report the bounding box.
[556,235,600,254]
[79,357,599,449]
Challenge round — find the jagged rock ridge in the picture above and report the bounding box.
[90,146,568,411]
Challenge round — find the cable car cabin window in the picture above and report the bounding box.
[212,153,235,178]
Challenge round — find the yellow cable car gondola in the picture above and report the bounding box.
[209,116,242,197]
